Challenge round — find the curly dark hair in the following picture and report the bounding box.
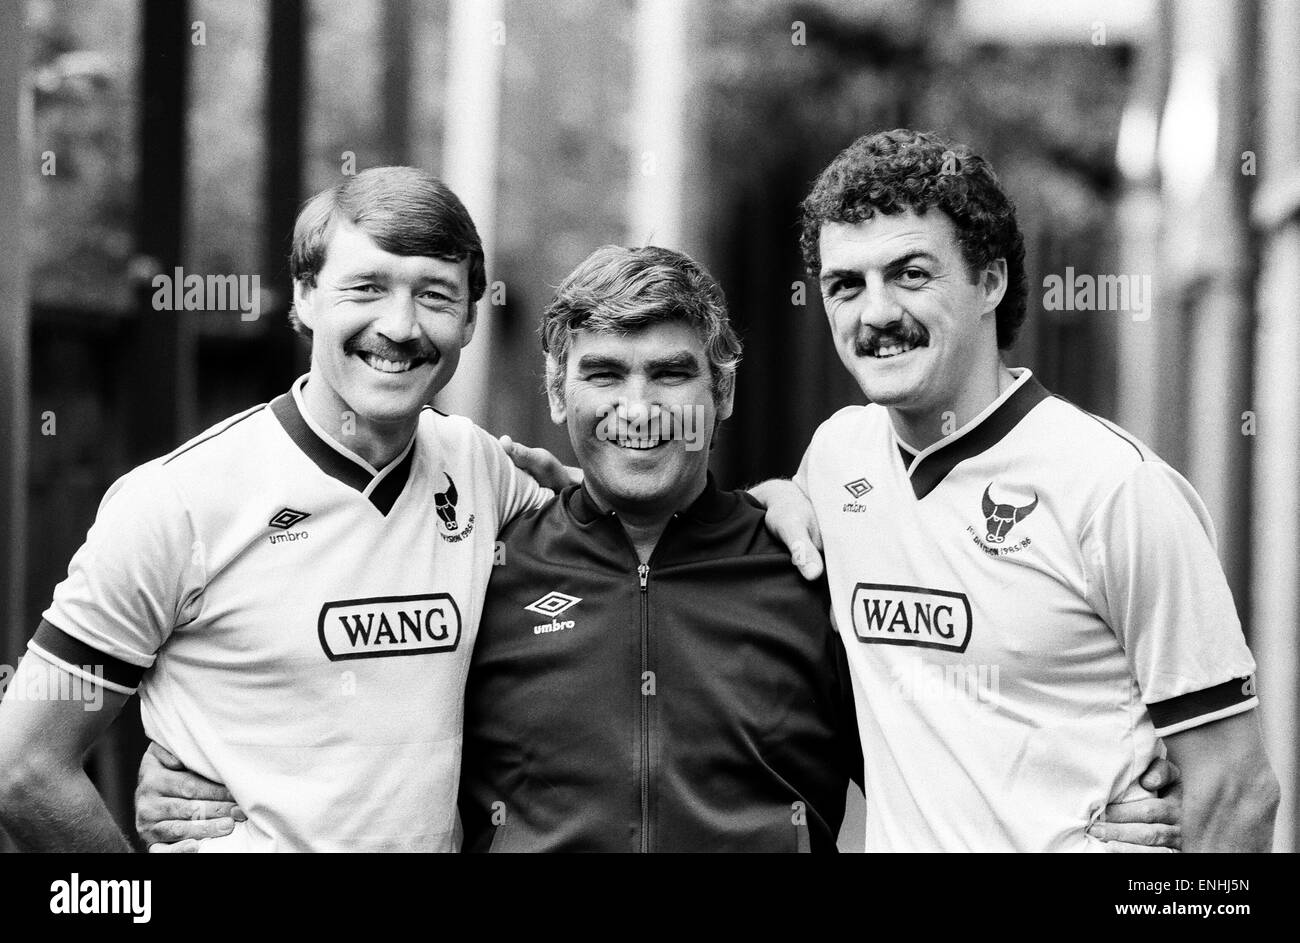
[800,129,1028,349]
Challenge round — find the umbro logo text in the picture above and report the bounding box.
[268,507,311,544]
[526,592,581,634]
[843,477,873,513]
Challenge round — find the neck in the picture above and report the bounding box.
[586,474,709,564]
[300,375,416,470]
[891,358,1016,450]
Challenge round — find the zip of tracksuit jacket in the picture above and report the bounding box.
[459,476,863,852]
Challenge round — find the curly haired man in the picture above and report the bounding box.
[755,128,1278,852]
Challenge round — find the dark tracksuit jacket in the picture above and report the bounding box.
[459,476,862,852]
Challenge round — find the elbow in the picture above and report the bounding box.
[1217,764,1281,852]
[1256,767,1282,836]
[0,748,59,822]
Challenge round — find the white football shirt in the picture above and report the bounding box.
[31,375,545,851]
[798,368,1258,851]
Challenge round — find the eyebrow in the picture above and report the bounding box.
[575,351,702,372]
[819,251,942,286]
[334,271,464,296]
[644,351,702,371]
[413,275,465,296]
[576,354,629,372]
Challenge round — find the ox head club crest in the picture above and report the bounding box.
[981,483,1039,544]
[434,473,459,531]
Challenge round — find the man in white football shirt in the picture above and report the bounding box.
[0,167,544,851]
[755,129,1279,852]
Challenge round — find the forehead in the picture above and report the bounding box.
[818,209,962,271]
[566,320,707,365]
[319,220,469,287]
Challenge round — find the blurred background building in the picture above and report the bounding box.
[1,0,1297,851]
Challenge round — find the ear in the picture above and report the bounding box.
[292,279,317,332]
[979,258,1008,319]
[716,374,736,423]
[545,354,567,425]
[459,300,477,348]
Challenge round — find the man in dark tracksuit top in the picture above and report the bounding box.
[460,478,860,852]
[459,245,1178,853]
[458,245,860,852]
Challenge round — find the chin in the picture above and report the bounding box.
[347,384,425,423]
[597,465,673,505]
[846,371,910,406]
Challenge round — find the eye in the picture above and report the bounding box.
[825,277,862,298]
[656,370,693,383]
[345,283,381,295]
[896,267,930,288]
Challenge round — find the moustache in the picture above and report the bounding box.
[853,322,930,357]
[345,337,440,364]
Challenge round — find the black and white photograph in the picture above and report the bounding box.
[0,0,1293,908]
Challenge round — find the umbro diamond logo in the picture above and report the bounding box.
[269,508,311,530]
[525,592,582,617]
[843,478,873,499]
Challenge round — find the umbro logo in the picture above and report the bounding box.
[268,508,311,545]
[842,478,873,513]
[843,478,873,499]
[269,508,311,530]
[526,591,581,635]
[525,592,581,617]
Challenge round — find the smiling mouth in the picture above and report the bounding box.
[867,338,925,359]
[616,437,668,451]
[854,331,930,359]
[355,351,433,374]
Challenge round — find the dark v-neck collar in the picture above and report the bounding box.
[895,368,1050,500]
[270,376,417,515]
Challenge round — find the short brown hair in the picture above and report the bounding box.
[288,166,486,337]
[540,245,742,404]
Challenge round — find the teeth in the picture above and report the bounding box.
[360,353,420,374]
[873,342,916,358]
[618,439,661,450]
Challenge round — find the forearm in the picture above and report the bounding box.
[1,763,132,852]
[1164,711,1281,852]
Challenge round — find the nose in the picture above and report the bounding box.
[857,272,903,331]
[373,293,421,345]
[616,379,662,424]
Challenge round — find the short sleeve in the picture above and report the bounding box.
[471,425,552,528]
[1081,460,1257,737]
[794,439,813,498]
[32,464,204,694]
